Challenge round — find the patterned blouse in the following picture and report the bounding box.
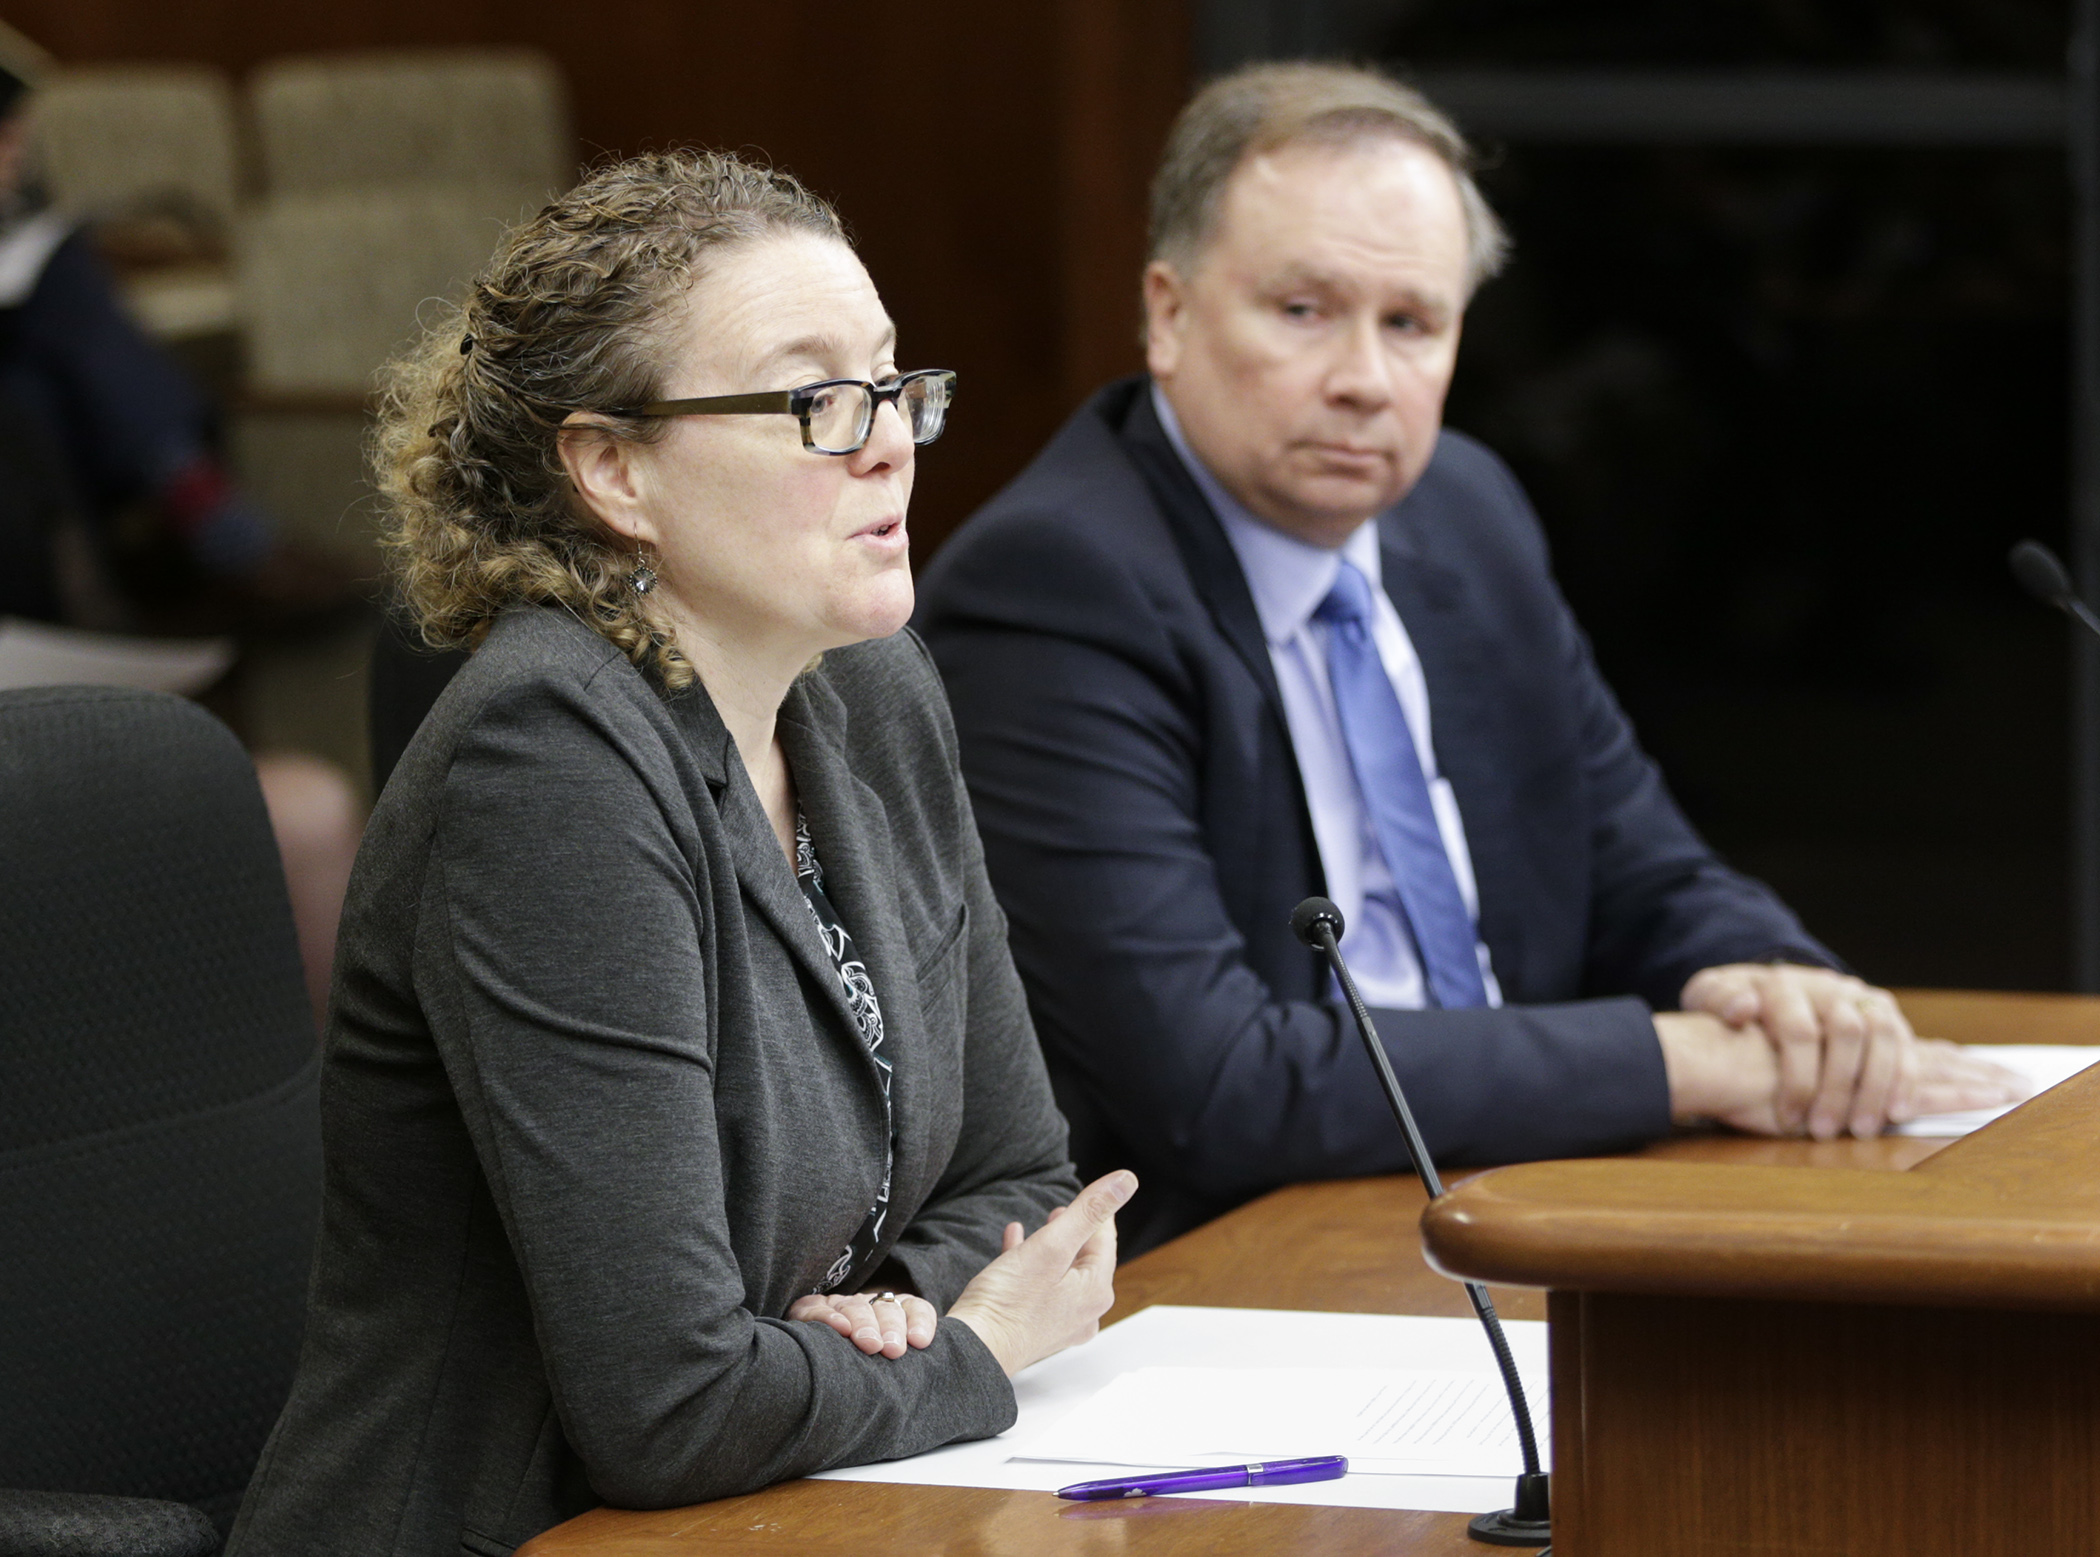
[794,810,895,1294]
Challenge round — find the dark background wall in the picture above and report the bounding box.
[1449,133,2069,991]
[1385,2,2076,990]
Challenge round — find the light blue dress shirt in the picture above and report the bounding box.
[1153,384,1503,1010]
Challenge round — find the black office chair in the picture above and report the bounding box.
[0,688,322,1557]
[367,606,468,795]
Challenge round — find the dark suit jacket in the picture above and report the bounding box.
[916,377,1835,1252]
[228,608,1078,1557]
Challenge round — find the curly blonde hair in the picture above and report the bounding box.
[373,148,847,687]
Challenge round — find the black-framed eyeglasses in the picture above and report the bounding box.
[603,368,957,455]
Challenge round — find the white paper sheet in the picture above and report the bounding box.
[1897,1044,2100,1137]
[811,1304,1548,1513]
[0,617,234,695]
[1016,1365,1538,1477]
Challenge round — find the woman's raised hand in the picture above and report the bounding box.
[946,1170,1137,1378]
[787,1289,938,1359]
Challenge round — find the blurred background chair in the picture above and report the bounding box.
[367,609,466,796]
[225,184,538,785]
[220,47,574,793]
[249,47,570,206]
[0,685,322,1555]
[29,64,238,223]
[27,64,240,343]
[234,183,539,402]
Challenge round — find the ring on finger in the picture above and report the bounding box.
[872,1291,902,1307]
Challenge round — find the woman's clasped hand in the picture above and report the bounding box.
[788,1170,1136,1375]
[785,1290,938,1360]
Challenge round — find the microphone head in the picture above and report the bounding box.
[2010,539,2076,608]
[1290,896,1346,949]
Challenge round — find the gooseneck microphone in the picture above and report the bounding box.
[2009,539,2100,641]
[1291,897,1552,1550]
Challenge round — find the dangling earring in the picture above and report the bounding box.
[630,550,658,596]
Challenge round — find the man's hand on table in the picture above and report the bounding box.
[1909,1037,2033,1118]
[1664,964,2029,1139]
[1678,964,1914,1138]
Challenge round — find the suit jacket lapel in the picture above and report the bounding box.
[1377,516,1531,996]
[1115,383,1289,723]
[665,678,871,1054]
[775,677,923,1134]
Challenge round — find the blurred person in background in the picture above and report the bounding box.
[0,24,352,631]
[0,24,361,1023]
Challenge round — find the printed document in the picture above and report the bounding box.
[813,1304,1548,1514]
[1898,1045,2100,1137]
[1017,1365,1537,1478]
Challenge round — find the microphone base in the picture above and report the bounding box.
[1468,1471,1551,1546]
[1467,1509,1551,1547]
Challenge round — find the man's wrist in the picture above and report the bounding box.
[1656,1008,1785,1133]
[1654,1011,1711,1122]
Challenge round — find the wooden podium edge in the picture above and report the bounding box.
[1423,1056,2100,1311]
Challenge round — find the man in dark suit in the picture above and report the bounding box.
[916,62,2022,1253]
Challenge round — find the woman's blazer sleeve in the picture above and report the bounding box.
[418,667,1012,1509]
[865,632,1084,1308]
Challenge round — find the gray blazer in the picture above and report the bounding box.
[228,608,1079,1557]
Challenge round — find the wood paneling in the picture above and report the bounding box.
[1052,0,1186,406]
[8,0,1190,554]
[1552,1290,2100,1557]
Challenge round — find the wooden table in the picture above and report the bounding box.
[518,990,2100,1556]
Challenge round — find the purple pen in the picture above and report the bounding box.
[1054,1455,1348,1500]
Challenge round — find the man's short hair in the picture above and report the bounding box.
[1148,61,1510,297]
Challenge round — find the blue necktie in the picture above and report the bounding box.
[1314,560,1489,1009]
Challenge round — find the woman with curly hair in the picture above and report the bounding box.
[227,149,1134,1557]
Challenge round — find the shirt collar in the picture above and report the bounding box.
[1151,380,1383,647]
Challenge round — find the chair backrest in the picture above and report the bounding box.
[0,687,320,1527]
[235,185,529,395]
[29,65,241,227]
[250,47,571,200]
[368,609,467,797]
